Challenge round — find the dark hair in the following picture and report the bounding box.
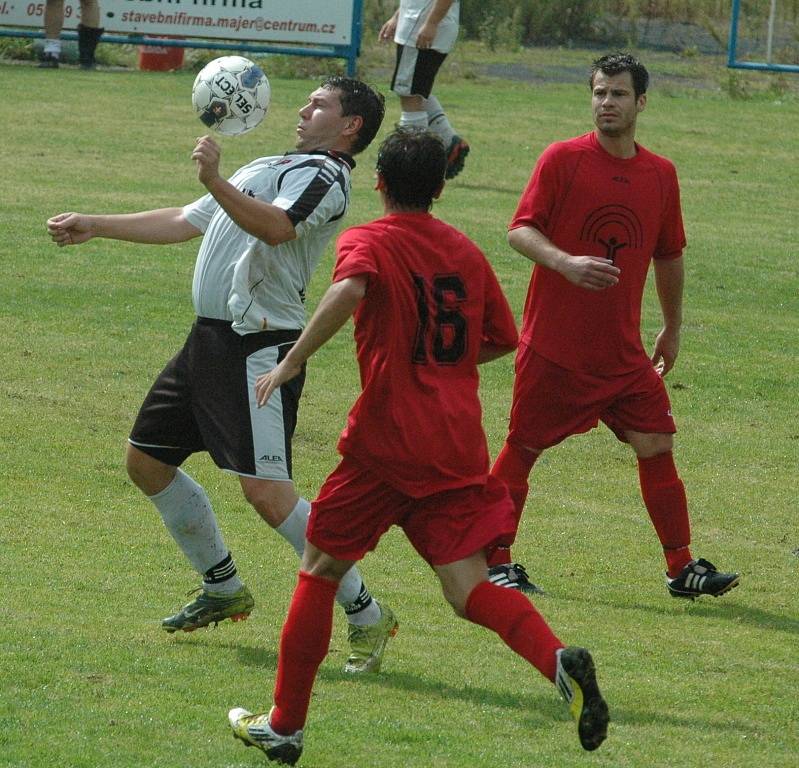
[589,53,649,98]
[321,76,385,155]
[376,129,447,211]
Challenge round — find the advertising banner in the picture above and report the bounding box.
[0,0,355,46]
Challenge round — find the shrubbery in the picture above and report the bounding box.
[460,0,598,47]
[363,0,797,48]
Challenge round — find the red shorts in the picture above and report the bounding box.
[307,455,517,566]
[507,343,676,450]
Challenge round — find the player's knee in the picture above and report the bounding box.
[125,444,175,496]
[446,597,468,619]
[440,585,469,618]
[240,478,297,528]
[628,431,673,458]
[125,444,147,484]
[240,485,279,525]
[494,440,541,479]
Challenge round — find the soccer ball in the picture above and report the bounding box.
[192,56,271,136]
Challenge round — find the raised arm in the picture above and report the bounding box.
[508,225,620,291]
[46,207,201,247]
[651,255,684,376]
[254,276,367,406]
[192,135,296,247]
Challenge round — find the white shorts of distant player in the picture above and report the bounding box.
[391,0,460,98]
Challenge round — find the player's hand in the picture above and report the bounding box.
[192,135,222,187]
[561,255,620,291]
[255,359,302,407]
[651,327,680,376]
[46,212,94,247]
[378,13,398,42]
[415,20,439,49]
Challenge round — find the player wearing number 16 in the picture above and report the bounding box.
[228,130,609,763]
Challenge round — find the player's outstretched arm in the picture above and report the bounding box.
[508,225,620,291]
[255,276,367,407]
[651,255,684,376]
[46,209,201,247]
[192,135,296,247]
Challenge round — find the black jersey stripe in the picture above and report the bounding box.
[278,158,348,226]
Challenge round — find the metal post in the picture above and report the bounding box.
[728,0,742,68]
[766,0,778,63]
[348,0,364,76]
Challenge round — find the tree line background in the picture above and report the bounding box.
[363,1,799,53]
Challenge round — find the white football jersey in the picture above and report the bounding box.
[183,150,352,334]
[395,0,460,53]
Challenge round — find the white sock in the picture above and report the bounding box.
[399,110,428,130]
[277,497,380,620]
[424,95,456,145]
[343,582,382,626]
[275,497,311,558]
[149,469,242,594]
[44,39,61,57]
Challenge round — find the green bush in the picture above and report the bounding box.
[462,0,600,45]
[362,0,798,46]
[0,36,35,60]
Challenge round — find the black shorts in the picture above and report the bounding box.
[391,44,447,98]
[129,318,304,479]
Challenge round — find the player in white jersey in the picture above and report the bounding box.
[46,77,399,674]
[379,1,469,179]
[187,151,353,333]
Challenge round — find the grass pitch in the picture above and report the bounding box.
[0,49,797,767]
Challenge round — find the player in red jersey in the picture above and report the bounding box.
[226,129,609,764]
[487,53,740,601]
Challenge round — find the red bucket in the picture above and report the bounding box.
[138,37,185,71]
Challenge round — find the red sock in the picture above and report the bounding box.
[465,580,563,682]
[271,571,338,734]
[487,442,539,567]
[638,451,693,577]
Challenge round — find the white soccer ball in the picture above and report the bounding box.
[192,56,271,136]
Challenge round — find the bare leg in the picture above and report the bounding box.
[44,0,65,39]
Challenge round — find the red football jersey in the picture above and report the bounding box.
[510,131,686,374]
[333,212,518,497]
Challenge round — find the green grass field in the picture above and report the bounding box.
[1,48,797,767]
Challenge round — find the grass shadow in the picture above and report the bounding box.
[685,600,799,635]
[608,700,764,736]
[447,180,523,196]
[179,637,770,742]
[559,591,799,636]
[203,640,558,719]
